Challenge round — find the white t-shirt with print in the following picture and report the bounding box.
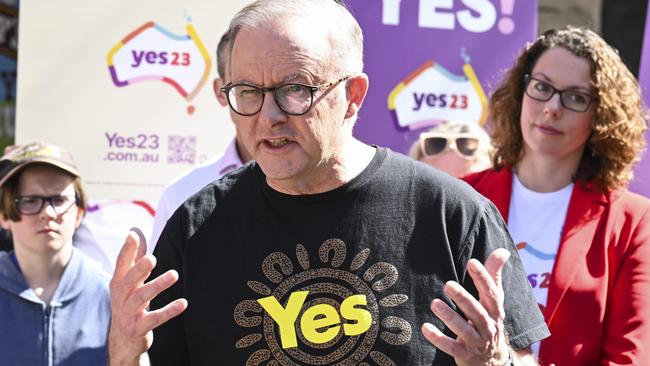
[507,174,573,355]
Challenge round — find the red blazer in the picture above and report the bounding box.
[464,168,650,366]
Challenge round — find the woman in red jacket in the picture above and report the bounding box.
[464,26,650,365]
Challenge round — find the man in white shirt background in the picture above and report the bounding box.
[149,31,252,250]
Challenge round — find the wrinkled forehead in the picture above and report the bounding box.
[230,17,335,85]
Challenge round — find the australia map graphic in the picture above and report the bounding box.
[387,52,488,131]
[107,22,211,114]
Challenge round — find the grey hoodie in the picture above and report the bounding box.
[0,248,110,365]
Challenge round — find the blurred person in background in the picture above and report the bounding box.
[409,120,492,177]
[149,30,251,251]
[0,142,110,365]
[464,26,650,366]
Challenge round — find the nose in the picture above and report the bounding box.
[40,200,58,219]
[257,91,288,127]
[543,92,562,117]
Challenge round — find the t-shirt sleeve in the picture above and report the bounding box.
[148,209,191,365]
[462,201,550,350]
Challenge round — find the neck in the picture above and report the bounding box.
[267,138,376,195]
[515,148,583,192]
[13,243,72,304]
[235,140,253,163]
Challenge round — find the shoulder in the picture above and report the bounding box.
[380,149,493,216]
[577,187,650,250]
[0,250,10,264]
[171,161,257,230]
[462,167,511,191]
[607,189,650,222]
[609,189,650,209]
[0,251,18,284]
[154,162,257,256]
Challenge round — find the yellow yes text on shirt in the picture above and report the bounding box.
[257,291,372,349]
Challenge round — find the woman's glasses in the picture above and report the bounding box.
[419,133,480,157]
[524,75,596,113]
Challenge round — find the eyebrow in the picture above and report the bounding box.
[230,79,258,87]
[281,73,309,84]
[230,74,311,87]
[531,72,593,93]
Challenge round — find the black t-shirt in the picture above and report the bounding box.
[149,147,548,365]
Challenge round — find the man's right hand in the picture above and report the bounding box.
[109,229,188,366]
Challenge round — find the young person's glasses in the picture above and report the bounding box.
[419,133,480,157]
[524,75,596,113]
[220,75,351,116]
[14,194,78,216]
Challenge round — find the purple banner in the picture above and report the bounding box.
[347,0,537,153]
[630,5,650,197]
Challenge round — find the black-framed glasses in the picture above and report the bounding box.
[419,133,480,157]
[14,194,78,216]
[524,75,596,113]
[220,75,351,116]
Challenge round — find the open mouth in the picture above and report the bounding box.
[265,138,290,148]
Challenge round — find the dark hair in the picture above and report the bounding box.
[489,26,648,190]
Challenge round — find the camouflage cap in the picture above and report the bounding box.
[0,142,80,188]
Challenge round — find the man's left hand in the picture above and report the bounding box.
[421,248,512,366]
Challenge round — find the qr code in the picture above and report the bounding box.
[167,135,196,164]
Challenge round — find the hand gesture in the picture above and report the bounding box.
[108,229,188,366]
[421,248,512,366]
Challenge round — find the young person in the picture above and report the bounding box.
[0,142,110,365]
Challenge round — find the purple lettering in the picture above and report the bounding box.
[131,51,145,67]
[145,51,157,64]
[412,93,425,111]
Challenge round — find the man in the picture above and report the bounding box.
[149,31,252,250]
[109,1,549,365]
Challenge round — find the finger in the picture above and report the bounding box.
[138,298,188,334]
[129,270,179,314]
[130,227,148,261]
[421,322,468,360]
[429,299,482,347]
[444,281,495,341]
[113,231,140,281]
[122,254,157,289]
[467,259,503,318]
[484,248,510,291]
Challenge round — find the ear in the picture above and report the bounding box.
[344,73,369,119]
[0,216,11,231]
[213,78,229,107]
[74,207,84,229]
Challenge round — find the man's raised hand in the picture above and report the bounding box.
[108,229,187,366]
[421,248,512,366]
